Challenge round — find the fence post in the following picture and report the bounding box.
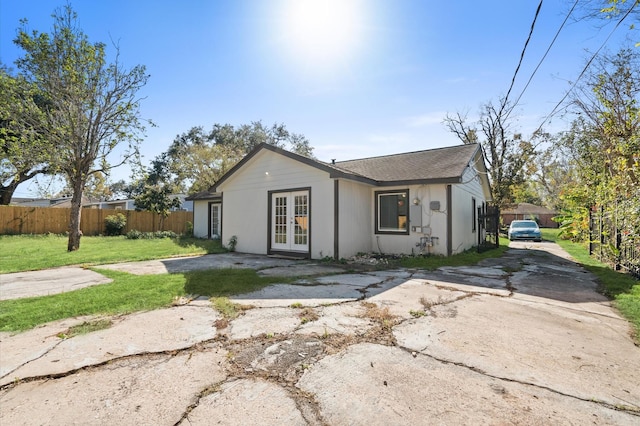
[599,205,604,261]
[494,205,500,248]
[589,207,593,256]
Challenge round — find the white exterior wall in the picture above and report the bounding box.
[217,150,335,259]
[337,179,373,258]
[192,199,210,238]
[451,166,487,254]
[369,184,449,256]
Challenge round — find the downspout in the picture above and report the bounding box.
[334,179,339,260]
[446,184,452,256]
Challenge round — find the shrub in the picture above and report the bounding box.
[125,230,177,240]
[154,230,177,239]
[227,235,238,252]
[185,221,194,237]
[104,213,127,236]
[126,229,143,239]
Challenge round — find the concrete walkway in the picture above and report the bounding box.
[1,242,639,424]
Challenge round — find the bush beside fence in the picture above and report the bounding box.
[590,205,640,278]
[0,206,193,236]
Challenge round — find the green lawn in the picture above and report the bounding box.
[0,234,226,273]
[543,228,639,340]
[2,232,637,340]
[0,234,514,333]
[0,268,293,332]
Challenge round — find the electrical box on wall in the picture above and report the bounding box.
[430,201,441,211]
[410,205,422,231]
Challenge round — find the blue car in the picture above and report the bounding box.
[508,220,542,242]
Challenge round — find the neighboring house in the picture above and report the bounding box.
[188,143,492,260]
[501,203,558,228]
[11,196,94,208]
[84,199,136,210]
[83,194,194,212]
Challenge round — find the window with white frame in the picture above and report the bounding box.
[375,189,409,234]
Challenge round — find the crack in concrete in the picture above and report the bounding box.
[0,337,226,391]
[173,378,226,425]
[286,385,328,426]
[358,271,416,300]
[3,265,636,422]
[393,337,640,416]
[0,335,67,381]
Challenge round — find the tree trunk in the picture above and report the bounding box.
[0,170,39,205]
[67,177,85,251]
[0,184,17,205]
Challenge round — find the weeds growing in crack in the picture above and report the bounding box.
[358,301,400,346]
[359,302,398,330]
[321,333,357,355]
[175,380,226,425]
[409,310,427,318]
[298,307,319,324]
[211,297,253,329]
[57,319,113,339]
[171,295,194,306]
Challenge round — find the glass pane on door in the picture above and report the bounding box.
[274,195,287,245]
[293,194,308,246]
[210,204,221,239]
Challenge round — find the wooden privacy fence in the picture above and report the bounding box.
[0,206,193,236]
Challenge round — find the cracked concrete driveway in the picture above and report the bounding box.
[1,242,639,425]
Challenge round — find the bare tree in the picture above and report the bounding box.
[443,98,535,209]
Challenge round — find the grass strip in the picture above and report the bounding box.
[0,268,293,332]
[399,237,511,269]
[0,234,226,273]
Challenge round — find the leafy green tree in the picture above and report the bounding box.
[147,121,314,195]
[558,48,640,248]
[109,178,144,200]
[134,184,181,230]
[13,5,150,251]
[0,66,52,204]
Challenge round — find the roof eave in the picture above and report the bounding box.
[375,177,462,187]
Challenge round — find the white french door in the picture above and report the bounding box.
[271,190,309,252]
[210,203,221,239]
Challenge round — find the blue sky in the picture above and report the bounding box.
[0,1,635,197]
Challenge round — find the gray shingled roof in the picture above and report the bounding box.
[331,144,480,183]
[185,190,221,201]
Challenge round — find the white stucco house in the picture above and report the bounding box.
[187,143,492,259]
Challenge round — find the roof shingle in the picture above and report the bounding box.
[330,144,480,183]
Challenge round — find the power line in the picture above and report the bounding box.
[501,0,543,116]
[505,0,579,121]
[532,1,637,135]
